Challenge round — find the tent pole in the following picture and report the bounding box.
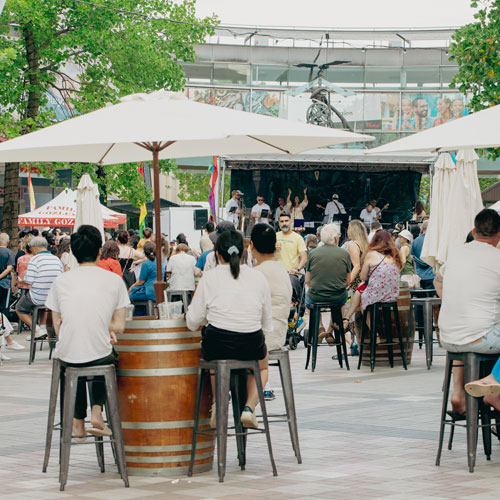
[152,148,166,305]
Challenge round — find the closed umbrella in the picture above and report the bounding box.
[421,149,483,270]
[74,174,104,240]
[0,90,374,299]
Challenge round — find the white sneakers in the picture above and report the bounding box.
[26,325,47,342]
[5,340,25,351]
[0,351,11,360]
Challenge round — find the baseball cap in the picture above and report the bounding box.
[209,220,235,244]
[332,194,339,200]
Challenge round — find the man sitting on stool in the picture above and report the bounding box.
[434,209,500,417]
[46,225,130,440]
[305,223,352,343]
[16,236,63,340]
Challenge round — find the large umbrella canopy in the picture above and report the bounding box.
[18,188,125,228]
[74,174,104,240]
[0,90,374,296]
[421,149,483,270]
[368,104,500,154]
[0,91,374,163]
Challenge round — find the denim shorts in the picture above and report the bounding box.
[441,323,500,354]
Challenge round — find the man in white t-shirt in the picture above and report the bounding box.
[166,243,196,291]
[46,225,130,440]
[317,194,346,224]
[251,195,271,225]
[360,203,377,228]
[225,190,243,226]
[434,209,500,416]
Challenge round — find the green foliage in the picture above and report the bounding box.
[478,176,499,191]
[175,170,231,203]
[0,0,217,205]
[418,174,431,211]
[449,0,500,160]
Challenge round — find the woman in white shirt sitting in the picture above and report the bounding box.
[186,230,273,429]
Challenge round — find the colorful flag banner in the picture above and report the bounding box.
[137,163,147,236]
[28,173,36,211]
[208,156,218,223]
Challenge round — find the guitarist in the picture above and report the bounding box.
[370,199,389,222]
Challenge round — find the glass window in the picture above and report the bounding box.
[252,65,289,86]
[365,67,401,87]
[182,63,212,83]
[213,64,249,85]
[441,66,458,86]
[404,67,440,88]
[324,66,365,88]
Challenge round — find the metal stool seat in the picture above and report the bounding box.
[407,296,441,369]
[265,348,301,463]
[305,301,350,372]
[358,301,407,372]
[188,358,277,482]
[436,351,500,472]
[42,358,129,490]
[166,290,192,313]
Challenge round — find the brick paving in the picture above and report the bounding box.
[1,336,500,500]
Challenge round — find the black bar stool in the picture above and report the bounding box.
[406,296,441,369]
[436,351,499,472]
[264,348,301,463]
[358,301,407,372]
[188,359,277,483]
[42,358,129,490]
[305,301,350,372]
[28,305,55,365]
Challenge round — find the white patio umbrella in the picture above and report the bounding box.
[421,149,483,270]
[368,104,500,154]
[0,90,374,292]
[74,174,104,240]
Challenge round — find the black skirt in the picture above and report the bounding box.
[201,324,267,361]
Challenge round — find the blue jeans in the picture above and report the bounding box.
[441,323,500,355]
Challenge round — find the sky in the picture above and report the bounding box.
[195,0,478,28]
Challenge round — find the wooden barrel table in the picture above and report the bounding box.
[115,318,214,476]
[358,282,415,367]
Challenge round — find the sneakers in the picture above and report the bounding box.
[5,340,25,351]
[210,402,216,428]
[240,406,258,429]
[0,351,11,360]
[264,390,276,401]
[26,326,47,342]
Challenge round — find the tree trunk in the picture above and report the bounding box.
[2,162,20,252]
[1,25,42,251]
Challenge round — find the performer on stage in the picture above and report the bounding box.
[251,195,272,225]
[225,190,243,226]
[316,194,346,224]
[369,199,389,221]
[360,202,378,227]
[274,197,290,225]
[286,188,308,227]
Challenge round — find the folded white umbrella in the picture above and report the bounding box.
[368,104,500,154]
[74,174,104,240]
[0,90,374,287]
[421,149,483,270]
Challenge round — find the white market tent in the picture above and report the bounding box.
[18,188,126,228]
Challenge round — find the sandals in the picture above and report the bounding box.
[87,426,112,437]
[465,382,500,399]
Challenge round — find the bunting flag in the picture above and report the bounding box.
[28,173,36,211]
[208,156,218,222]
[137,163,147,237]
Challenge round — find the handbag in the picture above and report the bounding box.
[121,250,137,288]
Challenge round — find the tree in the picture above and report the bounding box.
[449,0,500,160]
[175,171,231,204]
[0,0,216,248]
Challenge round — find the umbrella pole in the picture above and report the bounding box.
[152,148,166,305]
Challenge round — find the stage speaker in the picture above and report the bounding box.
[194,209,209,230]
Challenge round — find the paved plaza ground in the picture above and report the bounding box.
[1,337,500,500]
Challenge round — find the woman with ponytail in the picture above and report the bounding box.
[187,230,273,430]
[128,241,164,304]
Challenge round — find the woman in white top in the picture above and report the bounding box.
[186,230,273,429]
[56,238,78,272]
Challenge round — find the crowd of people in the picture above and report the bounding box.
[2,198,500,435]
